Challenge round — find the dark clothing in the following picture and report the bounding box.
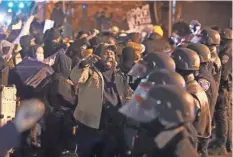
[209,46,222,90]
[196,63,218,119]
[120,46,135,72]
[75,120,125,157]
[19,35,36,58]
[215,39,232,146]
[131,126,199,157]
[219,40,232,90]
[215,89,229,146]
[75,103,126,157]
[0,122,20,157]
[41,52,75,111]
[52,52,72,78]
[40,53,76,157]
[142,33,171,55]
[185,75,211,138]
[185,74,211,157]
[6,29,21,43]
[102,70,119,106]
[51,8,65,29]
[8,68,35,99]
[74,62,132,156]
[66,38,90,68]
[42,110,75,157]
[44,41,67,58]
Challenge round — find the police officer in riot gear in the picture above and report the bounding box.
[171,48,211,157]
[137,69,198,150]
[119,85,199,157]
[187,43,218,119]
[128,52,176,79]
[209,28,232,155]
[123,68,185,156]
[198,28,222,90]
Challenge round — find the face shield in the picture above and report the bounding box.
[128,60,148,78]
[119,79,159,123]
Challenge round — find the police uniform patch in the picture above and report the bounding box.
[198,79,210,91]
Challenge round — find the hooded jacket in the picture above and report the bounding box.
[46,52,75,110]
[72,44,133,129]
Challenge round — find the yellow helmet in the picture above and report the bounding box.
[153,25,163,37]
[112,26,119,34]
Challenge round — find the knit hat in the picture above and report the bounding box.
[153,25,163,37]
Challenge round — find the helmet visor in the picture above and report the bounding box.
[119,79,158,123]
[128,60,148,78]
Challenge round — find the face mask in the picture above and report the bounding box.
[36,53,44,62]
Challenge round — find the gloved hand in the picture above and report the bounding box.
[79,54,101,69]
[14,99,45,133]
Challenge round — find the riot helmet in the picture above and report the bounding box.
[128,52,175,78]
[119,85,196,125]
[146,69,186,89]
[129,70,186,122]
[171,48,200,71]
[199,28,221,46]
[221,28,233,40]
[186,43,211,63]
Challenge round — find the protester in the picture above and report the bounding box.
[40,52,76,157]
[0,99,45,157]
[43,28,67,58]
[73,42,133,157]
[0,7,231,157]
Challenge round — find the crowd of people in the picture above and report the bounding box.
[0,11,232,157]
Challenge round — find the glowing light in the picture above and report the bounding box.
[7,19,11,25]
[82,5,86,9]
[19,2,24,8]
[0,13,4,22]
[8,9,12,13]
[8,2,13,7]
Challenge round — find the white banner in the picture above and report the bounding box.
[126,4,152,30]
[43,19,55,33]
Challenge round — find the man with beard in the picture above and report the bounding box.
[72,42,133,157]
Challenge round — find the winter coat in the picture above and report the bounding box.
[73,65,133,129]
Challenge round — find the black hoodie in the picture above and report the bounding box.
[48,52,75,110]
